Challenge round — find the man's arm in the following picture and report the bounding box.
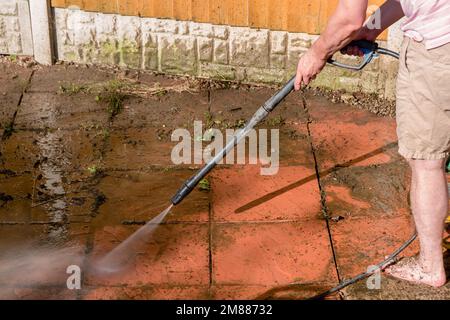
[294,0,405,90]
[360,0,405,41]
[345,0,404,55]
[311,0,368,62]
[294,0,367,90]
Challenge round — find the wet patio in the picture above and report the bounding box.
[0,60,449,300]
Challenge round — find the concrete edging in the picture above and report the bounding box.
[29,0,53,65]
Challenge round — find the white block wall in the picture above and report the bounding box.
[53,8,403,99]
[0,0,33,55]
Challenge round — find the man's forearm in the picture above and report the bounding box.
[363,0,405,40]
[311,0,405,60]
[294,0,405,90]
[311,0,368,60]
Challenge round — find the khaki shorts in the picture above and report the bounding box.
[396,37,450,160]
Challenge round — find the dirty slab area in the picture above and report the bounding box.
[0,61,448,300]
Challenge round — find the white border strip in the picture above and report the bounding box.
[29,0,53,64]
[17,0,33,56]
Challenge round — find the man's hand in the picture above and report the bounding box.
[340,26,377,57]
[293,0,368,91]
[342,0,405,57]
[294,48,327,91]
[293,0,403,92]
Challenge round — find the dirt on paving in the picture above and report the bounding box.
[0,58,448,300]
[323,161,411,219]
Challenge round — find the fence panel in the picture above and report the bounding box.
[52,0,388,39]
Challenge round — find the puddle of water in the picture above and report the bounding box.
[36,131,69,240]
[90,204,174,275]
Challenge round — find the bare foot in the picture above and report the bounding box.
[384,256,447,288]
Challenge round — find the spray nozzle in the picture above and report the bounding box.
[171,183,194,206]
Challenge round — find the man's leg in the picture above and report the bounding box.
[386,158,448,287]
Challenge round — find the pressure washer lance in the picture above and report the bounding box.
[172,40,385,205]
[170,40,418,298]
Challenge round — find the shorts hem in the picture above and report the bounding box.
[399,146,450,160]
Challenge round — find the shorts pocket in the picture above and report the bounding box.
[434,65,450,112]
[400,37,410,72]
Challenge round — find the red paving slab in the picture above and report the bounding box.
[0,174,46,223]
[307,99,421,289]
[103,120,310,171]
[15,92,109,130]
[28,64,115,93]
[0,129,104,174]
[0,225,86,288]
[92,170,209,224]
[2,62,445,299]
[103,128,177,170]
[111,91,210,129]
[0,62,33,127]
[310,119,398,170]
[279,124,313,167]
[330,215,418,280]
[307,95,399,170]
[212,221,338,288]
[210,285,273,300]
[211,283,339,300]
[0,225,47,252]
[305,93,384,124]
[82,285,209,300]
[86,224,209,287]
[209,122,319,223]
[321,163,411,219]
[0,173,96,226]
[302,95,440,297]
[211,166,321,222]
[326,185,371,211]
[0,287,78,300]
[209,88,308,125]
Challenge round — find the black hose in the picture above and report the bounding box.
[378,48,400,59]
[310,233,417,300]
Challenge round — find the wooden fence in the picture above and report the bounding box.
[51,0,386,37]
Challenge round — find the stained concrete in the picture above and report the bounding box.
[0,60,448,300]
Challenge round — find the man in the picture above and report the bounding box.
[295,0,449,287]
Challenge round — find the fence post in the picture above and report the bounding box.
[29,0,53,65]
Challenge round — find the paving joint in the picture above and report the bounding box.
[115,218,326,226]
[208,201,214,297]
[301,93,343,293]
[1,70,35,141]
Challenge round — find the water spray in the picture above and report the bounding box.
[95,41,418,298]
